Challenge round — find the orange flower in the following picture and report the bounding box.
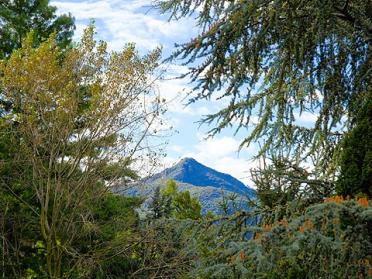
[324,195,345,203]
[239,250,245,260]
[254,233,262,240]
[262,224,271,232]
[356,197,369,208]
[304,220,314,230]
[278,219,289,228]
[299,220,314,233]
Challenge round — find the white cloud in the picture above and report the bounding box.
[52,0,196,51]
[211,156,259,187]
[169,144,185,153]
[294,111,318,124]
[157,76,216,116]
[54,0,261,187]
[193,135,240,157]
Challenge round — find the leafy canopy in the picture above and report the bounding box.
[0,25,164,277]
[157,0,371,173]
[0,0,75,59]
[149,180,202,220]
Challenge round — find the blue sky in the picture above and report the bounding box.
[51,0,318,186]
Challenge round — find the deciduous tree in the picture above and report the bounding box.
[0,26,164,278]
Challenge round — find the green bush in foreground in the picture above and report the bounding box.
[187,198,371,279]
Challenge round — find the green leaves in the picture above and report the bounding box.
[0,24,165,277]
[149,179,202,220]
[0,0,75,59]
[173,190,202,220]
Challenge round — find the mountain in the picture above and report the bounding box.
[145,157,255,197]
[121,158,255,214]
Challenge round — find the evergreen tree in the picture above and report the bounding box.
[156,0,371,176]
[185,198,371,278]
[148,186,172,219]
[0,0,75,59]
[337,92,372,197]
[149,186,163,219]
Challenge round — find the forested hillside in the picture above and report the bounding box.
[0,0,371,278]
[123,157,255,214]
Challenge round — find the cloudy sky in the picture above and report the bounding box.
[50,0,267,186]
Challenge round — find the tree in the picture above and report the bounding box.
[0,2,74,274]
[162,179,178,196]
[148,186,173,219]
[82,193,143,278]
[336,93,372,197]
[149,186,164,219]
[173,190,202,220]
[156,0,371,176]
[0,0,75,59]
[250,155,335,223]
[149,180,202,220]
[0,26,164,278]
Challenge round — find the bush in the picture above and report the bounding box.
[188,198,372,278]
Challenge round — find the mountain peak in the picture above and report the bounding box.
[145,157,255,197]
[180,157,195,161]
[179,157,197,164]
[177,157,203,169]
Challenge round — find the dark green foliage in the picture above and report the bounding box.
[251,156,335,224]
[149,186,163,219]
[83,194,142,279]
[337,93,372,198]
[157,0,371,174]
[0,117,43,278]
[0,184,43,278]
[0,0,75,59]
[185,199,372,279]
[148,186,173,219]
[91,194,141,241]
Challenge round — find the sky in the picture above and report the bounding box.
[50,0,296,186]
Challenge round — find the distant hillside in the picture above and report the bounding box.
[145,157,255,197]
[121,158,255,214]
